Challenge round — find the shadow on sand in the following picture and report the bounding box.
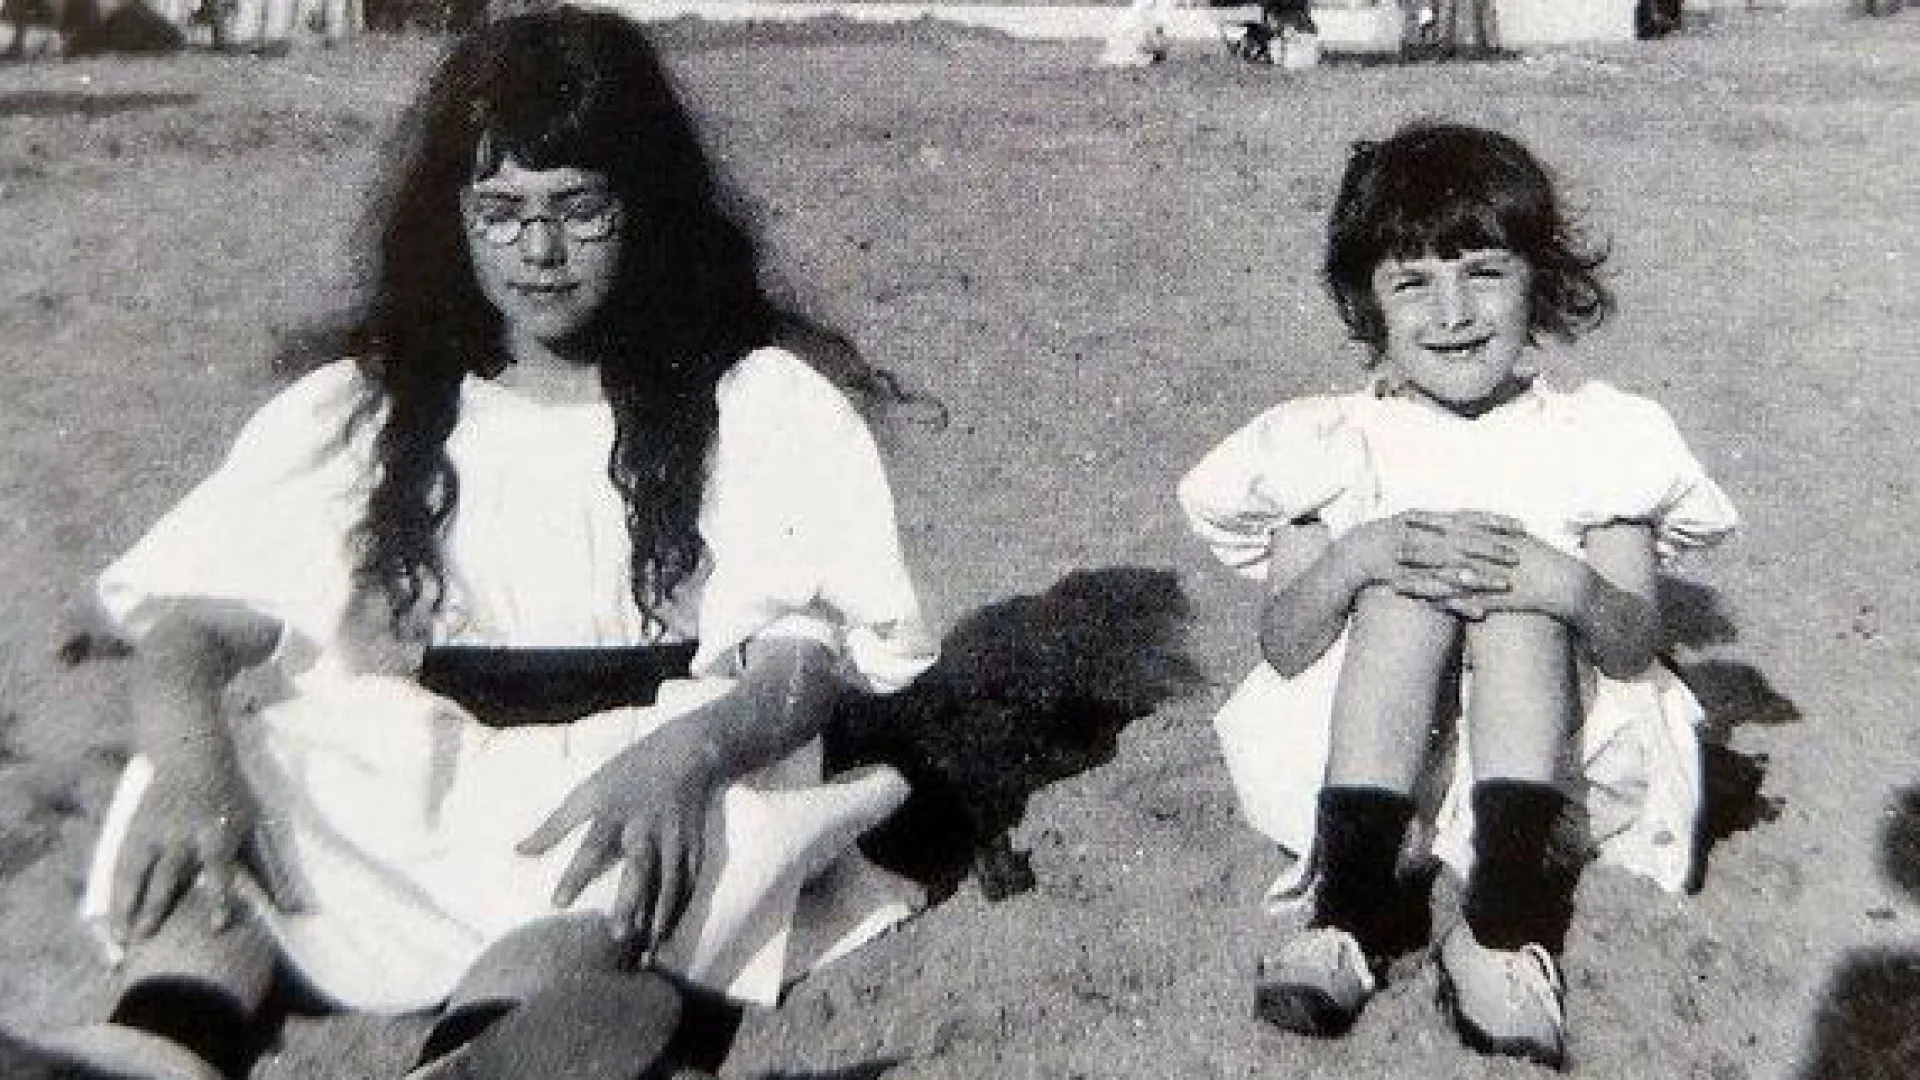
[0,1029,57,1079]
[1658,575,1796,893]
[759,1062,903,1080]
[0,88,196,118]
[1797,784,1920,1079]
[828,566,1205,904]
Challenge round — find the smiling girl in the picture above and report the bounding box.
[1179,121,1736,1068]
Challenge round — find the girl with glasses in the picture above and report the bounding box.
[40,10,936,1079]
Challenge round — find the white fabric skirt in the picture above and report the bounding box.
[82,674,922,1012]
[1214,635,1705,903]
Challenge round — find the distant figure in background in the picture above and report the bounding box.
[19,0,363,54]
[1401,0,1494,58]
[1099,0,1173,67]
[217,0,360,53]
[1100,0,1320,69]
[1224,0,1319,66]
[2,0,76,55]
[35,9,934,1080]
[5,0,183,56]
[1180,121,1736,1069]
[1636,0,1684,38]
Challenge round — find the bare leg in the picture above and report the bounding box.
[1255,589,1463,1036]
[1462,611,1575,785]
[1437,614,1579,1068]
[415,916,628,1065]
[1457,610,1581,950]
[445,917,628,1013]
[1433,0,1458,49]
[1326,587,1461,794]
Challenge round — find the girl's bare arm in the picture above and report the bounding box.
[111,600,281,940]
[1258,517,1356,677]
[1260,510,1516,677]
[1557,521,1661,678]
[685,634,844,779]
[1452,518,1660,679]
[520,634,844,951]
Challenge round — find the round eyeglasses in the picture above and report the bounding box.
[463,191,621,247]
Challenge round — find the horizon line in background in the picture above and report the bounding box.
[581,0,1808,50]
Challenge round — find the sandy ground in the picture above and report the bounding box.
[1,8,1917,1079]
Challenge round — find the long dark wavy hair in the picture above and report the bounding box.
[343,8,915,630]
[1325,120,1613,357]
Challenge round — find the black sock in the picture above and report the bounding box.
[414,1001,515,1070]
[1310,786,1418,960]
[1463,779,1580,952]
[109,977,255,1079]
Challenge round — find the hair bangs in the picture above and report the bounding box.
[468,94,609,180]
[1323,120,1611,351]
[1372,167,1541,265]
[463,28,624,181]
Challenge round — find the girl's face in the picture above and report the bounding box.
[1372,248,1534,416]
[463,158,623,352]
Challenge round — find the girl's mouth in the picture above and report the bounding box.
[1425,337,1491,356]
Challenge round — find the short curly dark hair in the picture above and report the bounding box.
[1324,120,1613,355]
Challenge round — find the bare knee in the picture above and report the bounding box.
[1349,586,1458,645]
[120,889,278,1010]
[448,917,627,1012]
[1328,589,1463,790]
[1345,587,1461,686]
[1467,612,1572,677]
[1464,613,1577,781]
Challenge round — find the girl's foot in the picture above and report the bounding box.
[29,1023,225,1080]
[1252,926,1377,1036]
[1434,923,1567,1070]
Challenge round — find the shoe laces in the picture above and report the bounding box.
[1444,930,1565,1034]
[1512,943,1566,1026]
[1263,927,1378,999]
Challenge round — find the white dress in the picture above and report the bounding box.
[1177,380,1738,900]
[81,348,938,1011]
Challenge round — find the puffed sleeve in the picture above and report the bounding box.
[1176,395,1362,580]
[693,349,937,694]
[1566,382,1738,561]
[96,361,371,658]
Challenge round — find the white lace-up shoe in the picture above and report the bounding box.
[1435,923,1568,1070]
[1253,926,1378,1036]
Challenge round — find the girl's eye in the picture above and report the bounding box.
[559,194,616,222]
[469,196,520,222]
[1386,277,1427,294]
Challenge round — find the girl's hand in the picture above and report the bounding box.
[107,599,303,944]
[108,763,263,942]
[1346,510,1525,602]
[517,721,725,957]
[1436,525,1591,622]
